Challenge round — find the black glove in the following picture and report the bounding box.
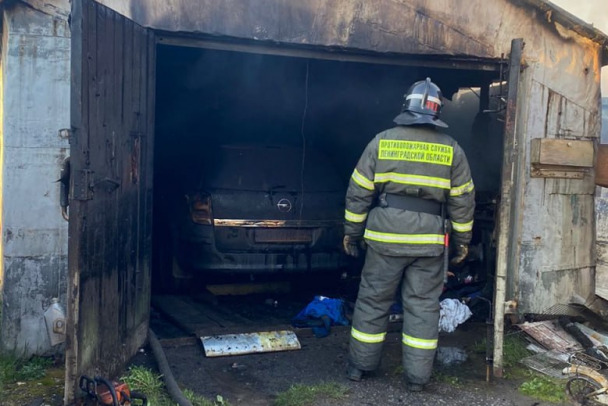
[451,244,469,265]
[343,235,365,258]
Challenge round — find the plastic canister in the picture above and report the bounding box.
[44,298,66,346]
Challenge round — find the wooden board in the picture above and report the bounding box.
[530,138,594,168]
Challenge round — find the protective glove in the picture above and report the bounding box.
[343,235,365,258]
[450,244,469,265]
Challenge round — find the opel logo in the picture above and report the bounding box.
[277,198,292,212]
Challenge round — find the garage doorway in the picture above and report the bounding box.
[148,40,508,358]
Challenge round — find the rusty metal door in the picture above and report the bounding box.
[65,0,155,402]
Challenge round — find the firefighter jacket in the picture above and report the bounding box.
[344,125,475,257]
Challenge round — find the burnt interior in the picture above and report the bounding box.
[151,44,504,321]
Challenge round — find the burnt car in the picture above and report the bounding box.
[169,144,347,278]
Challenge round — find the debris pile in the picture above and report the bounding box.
[517,307,608,405]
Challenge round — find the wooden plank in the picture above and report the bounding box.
[530,138,594,168]
[531,167,586,179]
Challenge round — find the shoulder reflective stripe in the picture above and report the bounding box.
[364,230,444,245]
[450,180,474,196]
[345,209,367,223]
[351,327,386,344]
[378,140,453,166]
[402,333,438,350]
[352,169,375,191]
[374,172,450,190]
[451,220,474,232]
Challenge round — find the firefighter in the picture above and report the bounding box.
[343,78,475,392]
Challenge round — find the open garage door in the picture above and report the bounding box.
[65,0,155,402]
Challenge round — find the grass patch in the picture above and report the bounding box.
[0,354,63,406]
[121,366,230,406]
[0,354,54,388]
[273,382,348,406]
[473,332,532,379]
[502,333,532,368]
[519,375,566,403]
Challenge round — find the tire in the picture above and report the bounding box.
[566,376,606,406]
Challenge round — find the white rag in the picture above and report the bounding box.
[438,298,472,333]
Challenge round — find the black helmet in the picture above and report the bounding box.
[393,77,448,128]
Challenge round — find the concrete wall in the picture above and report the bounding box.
[0,3,70,355]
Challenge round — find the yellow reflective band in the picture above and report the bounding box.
[451,220,474,232]
[364,230,444,245]
[352,169,375,191]
[378,140,453,166]
[351,327,386,344]
[374,172,450,190]
[402,333,438,350]
[345,209,367,223]
[450,180,474,196]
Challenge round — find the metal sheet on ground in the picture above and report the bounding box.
[518,320,583,352]
[520,350,570,378]
[201,330,301,357]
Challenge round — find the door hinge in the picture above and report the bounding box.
[72,169,94,201]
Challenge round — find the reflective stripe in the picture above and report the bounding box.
[378,140,453,166]
[351,169,375,191]
[374,172,450,190]
[450,180,474,196]
[364,230,444,245]
[345,209,367,223]
[351,327,386,344]
[406,94,442,105]
[402,333,438,350]
[451,220,474,232]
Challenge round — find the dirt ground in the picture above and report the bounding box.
[130,282,571,406]
[4,277,572,406]
[131,319,566,406]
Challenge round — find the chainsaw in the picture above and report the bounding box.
[79,375,148,406]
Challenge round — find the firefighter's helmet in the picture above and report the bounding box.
[393,77,448,128]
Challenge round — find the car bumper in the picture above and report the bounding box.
[175,220,346,273]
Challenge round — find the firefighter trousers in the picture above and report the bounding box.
[348,246,444,385]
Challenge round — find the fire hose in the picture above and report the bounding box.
[148,328,194,406]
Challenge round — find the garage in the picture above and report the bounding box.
[59,0,604,403]
[67,4,512,399]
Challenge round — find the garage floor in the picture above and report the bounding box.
[129,280,560,406]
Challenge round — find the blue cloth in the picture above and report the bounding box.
[292,296,349,338]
